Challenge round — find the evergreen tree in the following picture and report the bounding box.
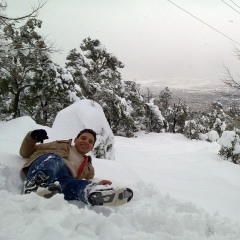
[157,87,172,111]
[23,64,83,126]
[0,17,82,125]
[66,37,141,136]
[183,118,206,140]
[225,106,240,131]
[144,98,166,133]
[165,99,189,133]
[120,80,146,131]
[66,37,124,95]
[207,101,227,136]
[183,102,240,142]
[218,131,240,164]
[0,18,50,119]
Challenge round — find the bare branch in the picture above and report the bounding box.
[221,65,240,90]
[216,64,240,101]
[0,0,47,21]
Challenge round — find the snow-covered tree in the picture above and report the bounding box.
[144,98,166,133]
[206,130,220,142]
[218,131,240,164]
[207,101,227,136]
[157,87,172,111]
[183,119,206,140]
[93,88,136,137]
[0,18,51,119]
[225,106,240,131]
[0,16,82,125]
[165,99,189,133]
[23,64,83,126]
[66,37,124,97]
[120,80,146,131]
[66,38,142,136]
[183,103,240,142]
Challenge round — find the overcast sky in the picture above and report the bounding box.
[5,0,240,88]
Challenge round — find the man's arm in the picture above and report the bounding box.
[19,129,49,158]
[19,132,37,158]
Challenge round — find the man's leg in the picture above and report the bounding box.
[57,166,92,204]
[25,153,64,195]
[56,166,133,206]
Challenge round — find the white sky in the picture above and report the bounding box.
[5,0,240,88]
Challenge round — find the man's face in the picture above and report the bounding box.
[74,133,95,155]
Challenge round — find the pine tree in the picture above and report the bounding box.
[183,118,206,140]
[158,87,172,111]
[207,101,227,136]
[218,131,240,164]
[23,64,83,126]
[0,18,50,119]
[120,80,146,131]
[0,17,82,125]
[66,37,141,136]
[225,106,240,131]
[165,99,189,133]
[144,98,166,133]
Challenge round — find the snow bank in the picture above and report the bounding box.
[52,99,115,159]
[1,182,240,240]
[1,116,240,239]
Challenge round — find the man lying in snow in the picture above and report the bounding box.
[19,129,133,206]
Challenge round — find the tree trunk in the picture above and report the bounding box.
[13,92,20,118]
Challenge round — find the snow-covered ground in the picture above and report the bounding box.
[0,101,240,239]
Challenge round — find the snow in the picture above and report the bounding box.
[207,130,219,142]
[52,100,115,159]
[1,100,240,239]
[218,131,240,157]
[146,98,165,121]
[218,131,238,149]
[61,68,74,82]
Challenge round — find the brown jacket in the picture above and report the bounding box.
[19,132,95,180]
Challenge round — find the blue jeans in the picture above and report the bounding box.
[27,153,92,204]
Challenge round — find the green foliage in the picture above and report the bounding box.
[183,119,206,140]
[144,99,166,133]
[0,18,49,119]
[120,80,146,131]
[206,101,227,135]
[23,65,83,126]
[0,17,82,125]
[218,131,240,164]
[66,37,146,137]
[225,106,240,130]
[157,87,172,111]
[165,99,189,133]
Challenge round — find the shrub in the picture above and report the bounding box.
[218,131,240,164]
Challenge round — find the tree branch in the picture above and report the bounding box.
[0,0,47,21]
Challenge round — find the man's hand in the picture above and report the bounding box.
[31,129,49,143]
[98,180,112,185]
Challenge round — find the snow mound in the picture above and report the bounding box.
[1,115,240,239]
[0,183,240,240]
[52,99,115,159]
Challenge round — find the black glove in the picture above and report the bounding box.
[31,129,49,143]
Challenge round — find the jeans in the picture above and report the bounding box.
[27,153,92,204]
